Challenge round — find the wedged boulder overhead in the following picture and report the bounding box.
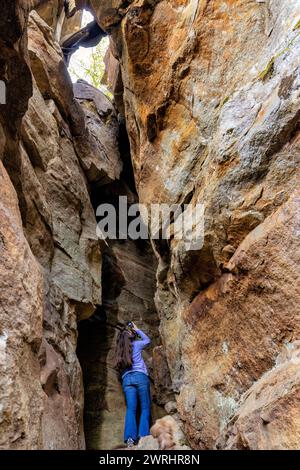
[74,80,122,184]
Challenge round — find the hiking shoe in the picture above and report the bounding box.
[126,438,135,448]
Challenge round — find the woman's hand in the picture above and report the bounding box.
[131,321,138,331]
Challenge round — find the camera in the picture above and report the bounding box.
[126,321,141,339]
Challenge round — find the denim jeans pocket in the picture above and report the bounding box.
[133,372,149,386]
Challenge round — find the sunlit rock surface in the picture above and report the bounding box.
[1,0,300,450]
[90,0,300,449]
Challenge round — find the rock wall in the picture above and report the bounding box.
[0,1,122,449]
[1,0,300,451]
[0,0,163,450]
[89,0,300,450]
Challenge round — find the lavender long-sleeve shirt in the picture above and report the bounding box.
[122,328,151,379]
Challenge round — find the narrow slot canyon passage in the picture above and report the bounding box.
[76,240,167,449]
[76,121,170,450]
[2,0,300,453]
[65,13,171,450]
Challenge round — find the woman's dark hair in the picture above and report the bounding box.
[113,329,133,373]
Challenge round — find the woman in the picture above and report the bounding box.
[114,321,151,447]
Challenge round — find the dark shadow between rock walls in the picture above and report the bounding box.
[76,119,170,450]
[77,238,168,449]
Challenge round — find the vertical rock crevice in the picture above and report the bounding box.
[77,117,171,449]
[1,0,300,451]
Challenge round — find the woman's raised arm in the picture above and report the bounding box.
[132,322,151,347]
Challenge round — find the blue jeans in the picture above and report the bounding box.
[122,371,151,442]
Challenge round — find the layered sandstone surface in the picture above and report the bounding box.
[1,0,300,451]
[0,1,162,450]
[90,0,300,449]
[0,1,120,449]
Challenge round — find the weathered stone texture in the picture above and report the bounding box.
[0,161,44,449]
[1,0,300,451]
[0,3,121,449]
[89,0,300,449]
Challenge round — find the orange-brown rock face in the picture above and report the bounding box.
[177,190,300,448]
[219,341,300,450]
[89,0,300,449]
[1,0,300,451]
